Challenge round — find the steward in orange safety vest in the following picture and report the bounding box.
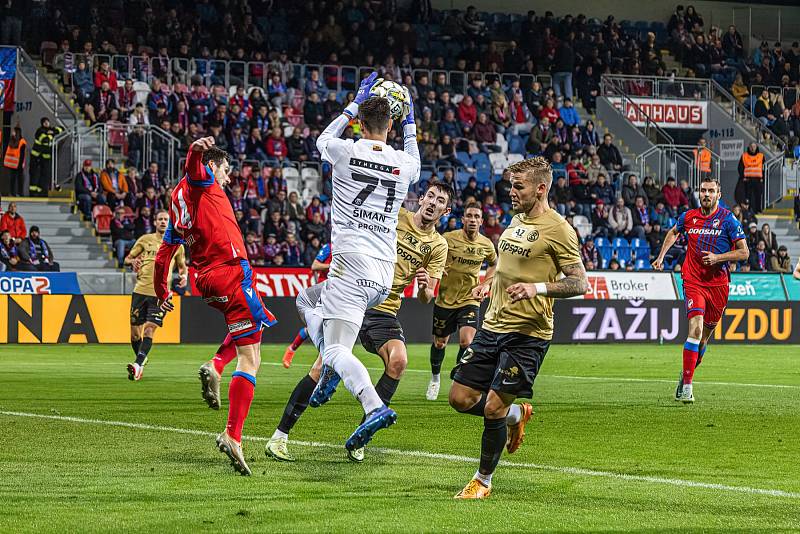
[3,127,27,197]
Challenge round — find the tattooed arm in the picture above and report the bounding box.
[507,262,589,302]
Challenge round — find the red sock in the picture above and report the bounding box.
[682,338,701,384]
[289,327,308,351]
[212,334,237,375]
[226,372,255,442]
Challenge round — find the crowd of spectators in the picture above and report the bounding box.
[0,201,60,272]
[665,5,800,157]
[4,0,798,271]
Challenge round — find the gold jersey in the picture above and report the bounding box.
[435,229,497,309]
[373,208,448,316]
[130,233,186,297]
[483,209,581,340]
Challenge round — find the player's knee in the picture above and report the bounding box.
[483,397,509,419]
[434,338,448,349]
[386,352,407,378]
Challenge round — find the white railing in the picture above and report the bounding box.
[52,123,179,190]
[60,52,553,97]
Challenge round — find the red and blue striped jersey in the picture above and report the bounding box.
[165,149,247,274]
[676,206,745,286]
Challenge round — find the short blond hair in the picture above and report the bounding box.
[506,156,553,187]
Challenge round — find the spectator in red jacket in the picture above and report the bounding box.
[539,97,560,124]
[265,127,288,160]
[457,95,477,129]
[94,61,118,91]
[0,202,27,242]
[661,176,689,215]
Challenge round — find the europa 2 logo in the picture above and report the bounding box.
[0,276,52,294]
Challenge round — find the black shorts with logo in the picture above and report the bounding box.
[358,309,405,355]
[450,329,549,399]
[432,304,480,338]
[130,292,164,327]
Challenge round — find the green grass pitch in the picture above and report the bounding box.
[1,343,799,532]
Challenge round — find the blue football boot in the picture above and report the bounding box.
[345,406,397,451]
[309,364,341,407]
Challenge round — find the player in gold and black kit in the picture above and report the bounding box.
[264,182,452,463]
[427,202,496,401]
[124,210,187,381]
[449,158,589,499]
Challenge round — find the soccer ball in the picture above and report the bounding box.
[369,80,411,121]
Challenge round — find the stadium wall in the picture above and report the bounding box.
[1,294,798,344]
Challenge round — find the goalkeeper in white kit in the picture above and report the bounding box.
[310,72,420,452]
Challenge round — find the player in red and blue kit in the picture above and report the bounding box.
[653,177,748,404]
[153,137,277,475]
[281,243,332,368]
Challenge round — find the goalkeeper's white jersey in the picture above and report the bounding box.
[319,135,420,262]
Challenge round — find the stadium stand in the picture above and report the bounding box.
[2,0,799,273]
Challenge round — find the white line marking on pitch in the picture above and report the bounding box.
[1,410,798,500]
[9,361,799,390]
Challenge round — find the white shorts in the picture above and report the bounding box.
[321,253,393,324]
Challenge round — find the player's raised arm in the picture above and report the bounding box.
[154,208,184,307]
[185,136,221,188]
[317,72,380,163]
[400,87,421,181]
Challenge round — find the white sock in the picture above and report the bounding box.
[474,470,493,486]
[324,343,384,414]
[506,404,521,425]
[271,429,288,440]
[431,373,440,383]
[303,307,325,352]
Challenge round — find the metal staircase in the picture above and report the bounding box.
[12,199,116,271]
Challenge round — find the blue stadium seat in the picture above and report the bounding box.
[456,151,472,167]
[614,240,632,264]
[472,152,490,166]
[635,259,652,270]
[629,238,644,248]
[598,245,613,263]
[635,246,651,262]
[612,237,630,249]
[600,257,609,269]
[420,169,433,183]
[594,237,609,248]
[508,135,525,155]
[476,161,491,182]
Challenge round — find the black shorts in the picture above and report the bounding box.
[450,329,549,399]
[358,310,404,355]
[130,292,164,327]
[432,304,480,337]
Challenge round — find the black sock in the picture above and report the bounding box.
[456,346,467,364]
[375,372,400,406]
[277,375,318,434]
[430,344,446,375]
[131,339,141,357]
[135,337,152,365]
[479,417,508,476]
[456,393,487,417]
